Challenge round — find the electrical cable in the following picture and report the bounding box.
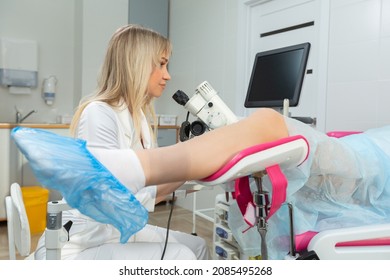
[161,112,188,259]
[161,191,175,260]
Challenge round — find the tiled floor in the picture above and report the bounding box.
[0,202,214,260]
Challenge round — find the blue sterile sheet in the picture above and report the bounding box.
[229,117,390,259]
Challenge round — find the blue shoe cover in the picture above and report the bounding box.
[11,126,148,243]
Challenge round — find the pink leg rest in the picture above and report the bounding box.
[326,131,362,138]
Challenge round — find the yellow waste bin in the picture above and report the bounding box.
[21,186,49,234]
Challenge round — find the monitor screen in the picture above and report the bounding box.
[244,42,310,108]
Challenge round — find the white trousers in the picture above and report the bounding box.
[34,209,210,260]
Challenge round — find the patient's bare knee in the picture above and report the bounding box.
[248,108,288,141]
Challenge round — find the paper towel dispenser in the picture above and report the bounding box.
[0,38,38,88]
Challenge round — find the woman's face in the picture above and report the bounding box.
[147,54,171,98]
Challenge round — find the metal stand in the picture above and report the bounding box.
[45,200,72,260]
[253,174,270,260]
[288,203,296,258]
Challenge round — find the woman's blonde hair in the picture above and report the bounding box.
[70,24,172,142]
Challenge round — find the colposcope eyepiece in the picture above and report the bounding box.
[172,90,189,106]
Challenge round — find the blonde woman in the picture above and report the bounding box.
[34,24,209,260]
[70,24,184,206]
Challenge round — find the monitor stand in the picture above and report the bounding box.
[280,98,316,126]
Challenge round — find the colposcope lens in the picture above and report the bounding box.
[190,120,206,136]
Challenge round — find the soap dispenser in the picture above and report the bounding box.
[42,75,57,105]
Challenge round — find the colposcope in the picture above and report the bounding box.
[172,81,238,141]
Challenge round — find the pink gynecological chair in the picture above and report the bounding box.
[197,133,390,260]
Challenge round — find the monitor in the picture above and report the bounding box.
[244,42,310,108]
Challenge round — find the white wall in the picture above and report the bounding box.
[0,0,76,123]
[325,0,390,131]
[80,0,129,103]
[0,0,128,123]
[157,0,239,120]
[165,0,239,211]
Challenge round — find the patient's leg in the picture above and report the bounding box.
[137,108,288,185]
